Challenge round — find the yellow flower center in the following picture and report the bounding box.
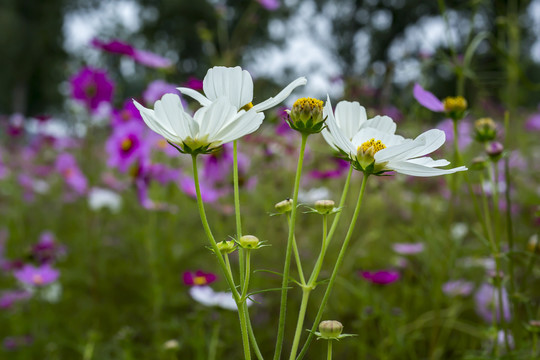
[32,274,44,285]
[240,102,254,111]
[358,138,386,154]
[157,139,168,149]
[121,138,133,151]
[443,96,467,112]
[475,117,495,128]
[293,97,324,112]
[193,276,208,285]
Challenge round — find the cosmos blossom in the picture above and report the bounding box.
[182,270,217,286]
[360,270,401,285]
[392,242,424,255]
[13,264,59,287]
[413,83,445,112]
[106,121,150,173]
[70,67,114,113]
[188,286,254,311]
[92,38,172,69]
[55,153,88,195]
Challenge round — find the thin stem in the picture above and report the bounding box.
[297,173,369,360]
[234,141,246,287]
[238,302,252,360]
[241,250,252,300]
[273,133,309,360]
[327,341,333,360]
[245,307,264,360]
[208,321,221,360]
[288,289,311,360]
[287,213,306,286]
[311,215,328,283]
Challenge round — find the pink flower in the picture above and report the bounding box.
[360,270,400,285]
[182,76,203,91]
[442,280,474,297]
[413,83,445,112]
[55,153,88,195]
[183,270,217,286]
[92,38,172,69]
[106,121,150,173]
[142,80,181,105]
[0,290,32,309]
[256,0,280,11]
[392,242,424,255]
[13,264,59,286]
[70,67,114,113]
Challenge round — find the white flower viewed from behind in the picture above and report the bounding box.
[177,66,307,112]
[189,286,254,311]
[134,94,264,154]
[323,96,467,177]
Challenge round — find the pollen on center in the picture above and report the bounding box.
[121,138,133,151]
[358,138,386,154]
[193,276,207,285]
[293,97,323,111]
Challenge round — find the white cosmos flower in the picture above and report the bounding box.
[323,96,467,177]
[177,66,307,112]
[189,286,253,311]
[133,93,264,154]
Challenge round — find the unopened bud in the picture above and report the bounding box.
[315,200,335,214]
[286,97,326,134]
[217,240,236,254]
[319,320,343,339]
[443,96,467,121]
[275,198,293,213]
[470,156,487,171]
[239,235,260,249]
[474,117,497,142]
[485,141,503,159]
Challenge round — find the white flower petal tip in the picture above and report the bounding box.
[321,99,469,177]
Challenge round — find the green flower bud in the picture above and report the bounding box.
[314,200,335,214]
[286,97,326,134]
[239,235,260,249]
[485,141,503,160]
[275,198,293,213]
[470,156,487,171]
[217,240,236,254]
[318,320,343,339]
[474,117,497,142]
[443,96,467,121]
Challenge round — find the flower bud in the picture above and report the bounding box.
[315,200,335,214]
[275,198,293,213]
[238,235,260,249]
[474,117,497,142]
[319,320,343,339]
[470,156,487,171]
[286,97,326,134]
[217,240,236,254]
[443,96,467,121]
[485,141,503,159]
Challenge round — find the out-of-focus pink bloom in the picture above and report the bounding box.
[32,115,51,123]
[92,38,172,69]
[3,335,33,351]
[437,118,472,150]
[182,76,203,91]
[70,67,114,113]
[392,242,424,255]
[474,283,511,324]
[18,174,49,202]
[413,83,445,112]
[55,153,88,195]
[146,130,179,157]
[106,121,149,173]
[442,280,474,297]
[256,0,280,11]
[0,149,8,180]
[179,176,222,203]
[7,113,25,137]
[32,232,66,265]
[148,164,180,185]
[142,80,181,105]
[14,264,59,286]
[310,158,350,180]
[183,270,217,286]
[0,290,32,309]
[380,105,403,122]
[360,270,400,285]
[526,113,540,131]
[111,100,143,128]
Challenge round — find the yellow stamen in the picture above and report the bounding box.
[32,274,44,285]
[240,102,254,111]
[293,97,323,112]
[121,138,132,151]
[443,96,467,112]
[157,139,168,149]
[193,276,207,285]
[358,138,386,154]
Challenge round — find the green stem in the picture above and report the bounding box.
[288,289,311,360]
[208,321,221,360]
[287,213,306,286]
[191,155,251,360]
[245,307,264,360]
[327,340,333,360]
[273,133,309,360]
[297,173,369,360]
[241,250,252,300]
[234,141,246,287]
[311,215,328,283]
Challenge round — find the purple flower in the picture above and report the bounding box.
[179,176,222,203]
[70,67,114,113]
[14,264,59,286]
[182,270,217,286]
[146,130,179,157]
[111,100,143,128]
[92,38,172,69]
[442,280,474,297]
[0,290,32,309]
[132,50,172,69]
[55,153,88,195]
[392,242,424,255]
[437,118,472,150]
[526,113,540,131]
[32,231,66,265]
[91,38,135,56]
[413,83,445,112]
[7,113,25,137]
[256,0,280,11]
[182,76,204,91]
[142,80,181,105]
[3,335,33,351]
[474,283,511,323]
[106,121,149,173]
[310,158,349,180]
[360,270,400,285]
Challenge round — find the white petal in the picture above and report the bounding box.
[215,109,264,143]
[334,101,366,139]
[362,115,396,134]
[203,66,254,109]
[189,286,218,307]
[154,94,191,140]
[373,136,424,163]
[197,97,238,138]
[323,96,356,156]
[387,161,467,177]
[351,127,406,150]
[176,87,212,106]
[405,129,446,159]
[407,157,450,167]
[252,77,307,112]
[133,100,181,143]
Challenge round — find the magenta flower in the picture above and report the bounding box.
[106,121,149,173]
[437,118,472,150]
[442,280,474,297]
[55,153,88,195]
[14,264,59,286]
[392,242,424,255]
[360,270,400,285]
[132,50,172,69]
[526,113,540,131]
[182,76,204,91]
[142,80,181,105]
[309,158,349,180]
[111,100,143,128]
[474,283,511,323]
[413,83,445,112]
[91,38,134,56]
[92,38,172,69]
[0,290,32,309]
[70,67,114,113]
[179,176,223,203]
[183,270,217,286]
[256,0,280,11]
[32,231,66,265]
